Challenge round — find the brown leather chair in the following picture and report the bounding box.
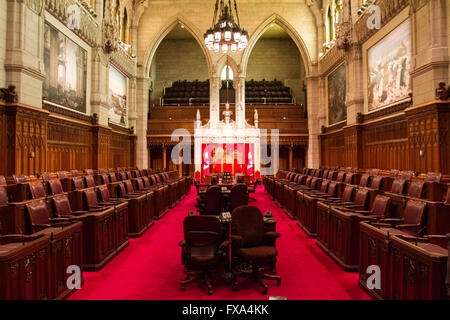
[426,172,442,183]
[97,185,122,205]
[0,176,6,186]
[390,179,408,195]
[48,179,64,195]
[377,200,427,236]
[85,175,96,188]
[359,174,371,187]
[56,171,68,179]
[83,189,110,211]
[338,189,369,210]
[40,172,52,181]
[178,215,229,295]
[225,183,248,211]
[84,169,94,176]
[13,174,27,184]
[407,180,425,198]
[28,181,46,199]
[196,185,222,215]
[25,199,71,233]
[53,194,87,217]
[230,205,281,294]
[72,177,85,190]
[353,195,391,218]
[70,170,79,177]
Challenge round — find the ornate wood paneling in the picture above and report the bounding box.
[319,102,449,174]
[47,116,92,172]
[0,104,5,175]
[0,103,136,176]
[5,104,49,176]
[361,116,408,170]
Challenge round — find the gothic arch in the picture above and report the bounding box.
[241,14,313,78]
[214,55,241,80]
[142,15,213,78]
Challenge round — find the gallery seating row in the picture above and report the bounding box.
[0,168,192,299]
[264,168,449,300]
[162,80,210,105]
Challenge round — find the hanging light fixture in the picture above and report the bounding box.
[204,0,249,54]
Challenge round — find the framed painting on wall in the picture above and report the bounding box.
[43,22,88,113]
[328,64,347,125]
[108,66,128,126]
[367,19,411,111]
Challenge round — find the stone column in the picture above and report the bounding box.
[90,48,110,126]
[306,74,321,169]
[235,76,246,128]
[209,76,220,128]
[346,45,364,125]
[135,76,150,168]
[5,0,45,108]
[128,77,137,131]
[410,0,449,105]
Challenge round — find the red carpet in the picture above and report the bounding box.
[69,186,370,300]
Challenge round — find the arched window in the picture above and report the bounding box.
[221,65,234,81]
[122,9,129,43]
[333,0,341,40]
[326,6,333,42]
[113,0,121,37]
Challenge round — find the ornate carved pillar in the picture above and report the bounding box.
[135,76,150,168]
[128,77,138,131]
[5,0,45,108]
[162,144,167,170]
[405,101,450,174]
[90,48,110,126]
[288,144,293,170]
[345,45,364,125]
[235,76,246,128]
[209,76,220,128]
[410,0,449,105]
[306,73,321,168]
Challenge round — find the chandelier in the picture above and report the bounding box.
[204,0,248,53]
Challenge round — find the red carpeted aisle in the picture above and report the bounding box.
[69,186,370,300]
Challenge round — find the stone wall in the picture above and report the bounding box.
[247,38,306,106]
[151,39,208,106]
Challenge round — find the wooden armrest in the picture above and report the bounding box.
[396,224,419,229]
[265,231,281,239]
[0,234,44,244]
[70,211,88,216]
[355,210,370,215]
[230,235,243,246]
[49,218,71,223]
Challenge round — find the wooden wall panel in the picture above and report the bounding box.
[5,105,48,176]
[47,116,91,172]
[0,103,137,176]
[361,117,408,171]
[319,102,449,174]
[0,104,5,175]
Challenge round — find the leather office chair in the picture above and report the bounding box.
[83,189,110,211]
[48,179,64,195]
[352,195,391,218]
[84,169,94,176]
[13,174,27,184]
[40,172,52,181]
[56,171,68,179]
[390,178,408,195]
[25,199,71,233]
[178,215,230,295]
[230,205,281,294]
[97,185,122,205]
[29,181,46,199]
[53,195,88,217]
[85,175,96,188]
[225,183,248,211]
[195,185,222,215]
[375,200,427,236]
[407,180,425,198]
[0,176,6,186]
[72,177,85,190]
[337,189,369,210]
